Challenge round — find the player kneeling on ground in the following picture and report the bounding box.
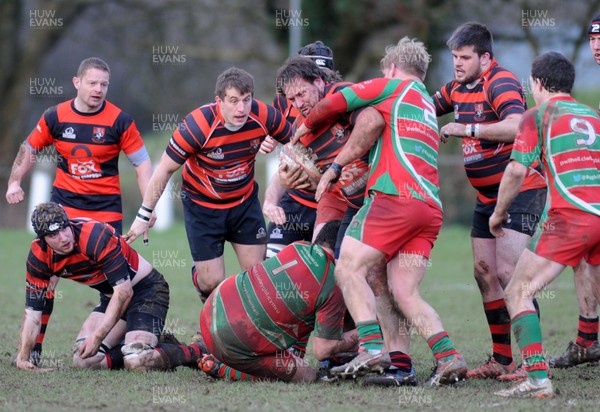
[199,220,358,382]
[14,202,206,372]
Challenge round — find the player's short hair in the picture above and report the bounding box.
[31,202,70,238]
[215,67,254,98]
[275,56,324,95]
[447,22,494,58]
[313,220,342,251]
[590,14,600,34]
[298,40,335,70]
[380,37,431,81]
[531,52,575,94]
[77,57,110,78]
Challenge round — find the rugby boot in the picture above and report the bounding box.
[330,351,391,379]
[466,356,516,379]
[494,378,553,398]
[426,354,468,386]
[548,341,600,368]
[361,367,418,387]
[497,363,553,381]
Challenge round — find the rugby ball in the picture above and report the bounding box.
[279,142,322,190]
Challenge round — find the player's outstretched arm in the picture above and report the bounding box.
[15,309,50,371]
[133,158,157,228]
[125,153,181,244]
[6,143,36,204]
[315,107,384,201]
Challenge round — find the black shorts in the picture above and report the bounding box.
[182,184,267,261]
[93,269,170,338]
[471,188,547,238]
[335,206,359,259]
[267,192,316,246]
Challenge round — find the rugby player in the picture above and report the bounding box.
[296,37,467,386]
[263,41,343,256]
[6,57,154,366]
[198,220,358,382]
[125,67,291,302]
[432,22,546,379]
[547,14,600,369]
[15,202,206,372]
[491,52,600,398]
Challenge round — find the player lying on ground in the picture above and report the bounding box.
[15,202,206,372]
[198,220,359,382]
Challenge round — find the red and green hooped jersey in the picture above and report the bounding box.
[512,96,600,215]
[204,242,345,355]
[305,78,442,210]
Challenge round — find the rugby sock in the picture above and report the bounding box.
[533,297,541,320]
[483,299,513,365]
[356,320,384,353]
[155,342,205,369]
[512,310,548,380]
[105,345,124,370]
[575,316,599,348]
[427,331,458,362]
[289,336,308,358]
[215,364,260,381]
[389,351,412,373]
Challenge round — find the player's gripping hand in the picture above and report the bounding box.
[77,335,102,359]
[6,182,25,204]
[315,168,338,202]
[279,163,311,190]
[489,210,508,238]
[291,123,310,144]
[259,136,278,154]
[263,200,287,225]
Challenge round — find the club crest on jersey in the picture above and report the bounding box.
[331,123,346,142]
[250,138,260,153]
[207,147,224,160]
[474,103,484,121]
[62,127,76,139]
[453,105,459,121]
[92,127,106,143]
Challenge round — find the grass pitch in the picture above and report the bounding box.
[0,223,598,411]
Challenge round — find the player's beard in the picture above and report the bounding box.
[456,68,482,86]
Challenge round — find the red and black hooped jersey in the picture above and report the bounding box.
[289,82,368,209]
[26,99,146,222]
[272,94,300,124]
[25,219,140,311]
[433,60,545,203]
[166,99,291,208]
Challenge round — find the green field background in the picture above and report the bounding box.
[1,224,598,411]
